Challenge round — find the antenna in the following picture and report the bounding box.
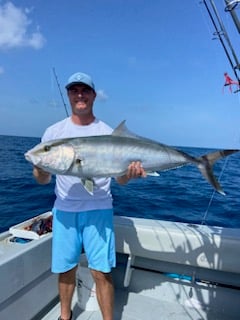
[52,67,69,117]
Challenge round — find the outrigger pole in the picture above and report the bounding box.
[225,0,240,34]
[202,0,240,84]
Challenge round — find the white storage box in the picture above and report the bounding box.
[9,212,52,240]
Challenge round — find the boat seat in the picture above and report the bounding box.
[114,216,240,281]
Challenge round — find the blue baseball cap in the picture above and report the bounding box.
[65,72,95,91]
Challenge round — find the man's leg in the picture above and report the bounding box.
[91,269,114,320]
[59,266,77,320]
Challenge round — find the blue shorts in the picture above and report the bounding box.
[51,208,116,273]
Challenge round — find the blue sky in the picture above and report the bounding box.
[0,0,240,148]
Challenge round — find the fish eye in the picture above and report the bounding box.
[76,158,82,164]
[44,145,51,152]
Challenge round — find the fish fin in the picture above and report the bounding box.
[81,178,94,195]
[197,149,239,195]
[112,121,163,145]
[146,171,160,177]
[112,120,140,139]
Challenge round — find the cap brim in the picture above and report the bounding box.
[65,82,95,91]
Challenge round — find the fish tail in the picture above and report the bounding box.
[197,149,239,195]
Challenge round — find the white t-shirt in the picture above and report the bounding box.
[42,117,113,212]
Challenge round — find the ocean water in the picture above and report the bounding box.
[0,134,240,233]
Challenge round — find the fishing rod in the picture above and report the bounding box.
[200,1,240,223]
[225,0,240,33]
[52,67,69,117]
[202,0,240,83]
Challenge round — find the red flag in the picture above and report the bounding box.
[223,72,240,93]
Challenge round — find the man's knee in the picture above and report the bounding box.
[90,269,113,284]
[59,266,77,284]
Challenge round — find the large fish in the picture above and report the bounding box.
[25,121,239,195]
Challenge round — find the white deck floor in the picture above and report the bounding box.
[41,287,239,320]
[41,265,240,320]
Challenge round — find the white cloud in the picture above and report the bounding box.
[0,66,4,74]
[0,2,45,50]
[96,89,108,101]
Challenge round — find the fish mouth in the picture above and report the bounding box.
[24,152,41,166]
[24,152,31,161]
[24,143,76,174]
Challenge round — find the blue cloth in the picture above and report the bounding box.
[51,208,116,273]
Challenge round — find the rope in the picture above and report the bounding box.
[197,0,215,39]
[201,156,229,225]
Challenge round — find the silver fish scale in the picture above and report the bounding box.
[66,135,193,177]
[25,124,239,194]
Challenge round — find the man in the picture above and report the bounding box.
[33,72,146,320]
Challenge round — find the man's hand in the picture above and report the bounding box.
[116,161,147,185]
[33,166,52,185]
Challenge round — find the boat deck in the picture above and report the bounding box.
[41,289,205,320]
[1,215,240,320]
[40,265,240,320]
[41,284,239,320]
